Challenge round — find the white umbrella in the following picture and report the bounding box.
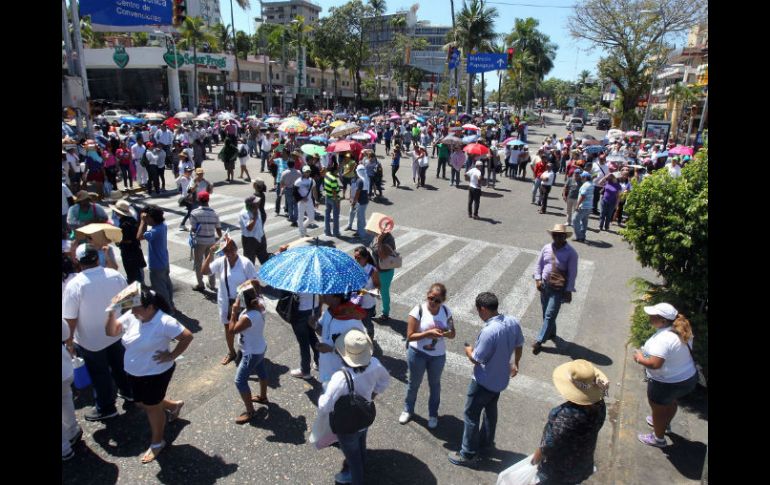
[143,113,165,121]
[607,129,624,139]
[330,123,361,138]
[217,112,237,121]
[174,111,195,120]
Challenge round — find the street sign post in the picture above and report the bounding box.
[449,87,458,97]
[466,53,508,74]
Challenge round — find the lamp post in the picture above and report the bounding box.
[322,91,329,110]
[155,30,181,112]
[379,93,389,113]
[206,85,223,110]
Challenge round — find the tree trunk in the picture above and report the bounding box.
[481,72,485,114]
[230,0,242,114]
[193,42,198,112]
[355,67,362,109]
[465,72,474,114]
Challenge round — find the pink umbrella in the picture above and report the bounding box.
[669,145,694,156]
[462,124,481,131]
[390,114,401,120]
[501,136,518,145]
[367,130,377,143]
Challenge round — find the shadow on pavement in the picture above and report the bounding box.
[303,378,324,406]
[419,184,439,191]
[250,402,308,445]
[422,414,465,451]
[661,433,707,480]
[375,351,408,385]
[678,385,708,421]
[474,216,501,225]
[371,196,394,206]
[582,239,613,249]
[493,187,511,192]
[477,448,528,474]
[155,444,239,484]
[264,359,290,390]
[395,186,413,191]
[92,415,191,458]
[540,337,614,366]
[174,311,202,333]
[480,192,503,199]
[364,449,438,485]
[62,443,120,485]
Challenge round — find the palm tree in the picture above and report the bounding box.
[506,18,557,107]
[178,17,219,112]
[211,23,232,54]
[453,0,499,112]
[490,40,506,113]
[314,56,331,98]
[577,69,592,86]
[230,0,251,112]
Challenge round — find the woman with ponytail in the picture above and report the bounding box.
[632,303,698,448]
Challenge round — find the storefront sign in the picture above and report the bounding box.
[170,53,228,70]
[113,46,129,68]
[163,47,182,69]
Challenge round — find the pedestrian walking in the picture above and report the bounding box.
[239,196,267,265]
[572,172,594,242]
[259,131,273,172]
[400,283,455,429]
[189,191,222,292]
[633,303,699,448]
[137,205,175,312]
[448,292,524,467]
[532,224,579,355]
[131,137,149,188]
[597,172,622,231]
[369,229,397,321]
[591,155,610,215]
[104,284,193,463]
[288,291,322,380]
[563,169,582,226]
[449,145,465,187]
[280,159,301,226]
[436,141,449,179]
[465,161,485,219]
[531,150,547,205]
[391,145,402,187]
[539,163,556,214]
[237,138,252,182]
[323,160,342,237]
[295,166,317,237]
[219,138,238,183]
[346,164,370,242]
[318,329,390,485]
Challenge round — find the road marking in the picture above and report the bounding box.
[502,255,541,321]
[553,259,595,341]
[391,236,452,282]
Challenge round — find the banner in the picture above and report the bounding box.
[80,0,173,31]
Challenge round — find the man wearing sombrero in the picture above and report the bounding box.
[532,224,579,355]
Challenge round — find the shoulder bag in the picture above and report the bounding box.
[329,369,376,434]
[378,243,402,270]
[546,244,567,291]
[684,338,708,388]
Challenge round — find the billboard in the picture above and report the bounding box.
[80,0,174,32]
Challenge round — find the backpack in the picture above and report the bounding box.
[275,290,300,323]
[140,148,149,168]
[329,369,376,434]
[239,145,248,158]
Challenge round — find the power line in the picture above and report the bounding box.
[485,1,573,8]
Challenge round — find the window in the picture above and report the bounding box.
[311,77,315,84]
[254,72,261,81]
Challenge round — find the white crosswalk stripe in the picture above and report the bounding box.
[391,234,452,282]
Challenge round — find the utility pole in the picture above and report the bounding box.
[61,0,82,135]
[70,0,93,135]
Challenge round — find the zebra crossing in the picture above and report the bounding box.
[107,190,595,345]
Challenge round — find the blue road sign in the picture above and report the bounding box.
[448,49,461,70]
[466,53,508,73]
[80,0,173,28]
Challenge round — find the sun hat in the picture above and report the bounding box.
[197,191,210,202]
[74,190,93,203]
[475,160,483,167]
[643,302,678,321]
[110,199,134,217]
[335,328,373,368]
[547,223,573,237]
[552,359,609,405]
[195,168,204,175]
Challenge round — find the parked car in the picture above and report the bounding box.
[101,109,132,123]
[585,117,597,126]
[597,118,611,130]
[567,117,584,131]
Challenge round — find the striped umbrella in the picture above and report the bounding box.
[278,118,309,134]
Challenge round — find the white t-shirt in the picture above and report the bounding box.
[209,255,259,323]
[62,319,73,382]
[359,264,377,309]
[642,327,697,383]
[467,167,482,189]
[540,170,556,186]
[62,267,127,352]
[667,164,681,178]
[238,143,249,164]
[62,183,73,216]
[298,292,318,312]
[408,303,453,357]
[318,357,390,417]
[318,310,365,383]
[260,135,272,152]
[237,308,267,355]
[238,208,264,240]
[294,177,314,201]
[118,309,185,376]
[131,144,146,162]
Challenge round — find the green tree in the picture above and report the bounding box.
[76,16,107,48]
[210,23,232,53]
[569,0,705,129]
[388,33,429,107]
[312,17,346,104]
[453,0,498,112]
[325,0,374,108]
[368,0,386,15]
[505,17,557,110]
[622,144,708,374]
[178,17,219,111]
[229,0,251,112]
[234,30,251,60]
[131,32,149,47]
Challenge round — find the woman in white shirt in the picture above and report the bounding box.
[632,303,698,448]
[353,246,380,340]
[105,285,193,463]
[230,282,269,424]
[399,283,455,429]
[313,293,366,387]
[318,328,390,485]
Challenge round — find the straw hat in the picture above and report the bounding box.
[195,168,204,175]
[335,328,373,368]
[110,199,134,217]
[547,223,573,237]
[552,359,609,405]
[74,190,94,203]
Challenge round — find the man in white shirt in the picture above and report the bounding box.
[131,138,149,187]
[295,166,317,237]
[666,157,682,178]
[153,124,174,160]
[145,143,163,195]
[280,160,302,226]
[539,163,557,214]
[590,155,609,215]
[62,244,133,422]
[259,131,273,172]
[465,160,485,219]
[239,195,266,265]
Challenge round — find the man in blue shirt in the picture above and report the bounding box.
[572,172,594,242]
[137,205,174,312]
[448,292,524,467]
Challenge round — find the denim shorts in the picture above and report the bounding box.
[647,373,698,405]
[234,353,268,394]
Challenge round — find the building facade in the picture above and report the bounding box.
[188,0,223,27]
[260,0,321,25]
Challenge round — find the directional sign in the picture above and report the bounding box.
[466,53,508,74]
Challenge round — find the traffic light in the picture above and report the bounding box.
[173,0,187,27]
[506,47,515,69]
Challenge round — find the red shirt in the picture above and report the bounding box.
[534,160,547,178]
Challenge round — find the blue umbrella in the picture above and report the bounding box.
[258,245,368,294]
[309,136,329,144]
[506,139,526,147]
[585,145,605,154]
[484,119,496,125]
[462,134,479,144]
[359,116,371,121]
[416,116,426,123]
[120,116,143,124]
[656,151,669,158]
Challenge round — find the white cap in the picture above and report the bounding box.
[475,160,483,167]
[643,303,678,321]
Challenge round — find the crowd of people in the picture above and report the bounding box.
[61,106,700,484]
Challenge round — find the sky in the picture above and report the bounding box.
[220,0,604,82]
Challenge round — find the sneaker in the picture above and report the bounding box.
[334,470,353,484]
[69,427,83,446]
[398,412,411,424]
[117,392,134,402]
[428,416,438,429]
[447,451,479,468]
[638,432,667,448]
[290,368,312,380]
[311,362,319,371]
[62,449,75,462]
[84,409,119,422]
[646,415,672,432]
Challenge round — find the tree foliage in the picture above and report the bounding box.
[324,0,374,108]
[452,0,499,111]
[569,0,705,128]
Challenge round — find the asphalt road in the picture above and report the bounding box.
[64,114,658,484]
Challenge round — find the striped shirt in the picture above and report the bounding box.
[324,172,340,199]
[189,206,221,245]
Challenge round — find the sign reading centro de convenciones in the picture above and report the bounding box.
[466,53,508,73]
[80,0,173,32]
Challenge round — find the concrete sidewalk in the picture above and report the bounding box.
[593,343,708,484]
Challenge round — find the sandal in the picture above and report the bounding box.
[167,401,184,422]
[221,353,237,365]
[141,441,166,464]
[252,395,269,404]
[235,411,257,425]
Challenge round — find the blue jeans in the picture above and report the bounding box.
[337,428,368,485]
[356,203,368,240]
[247,139,257,157]
[291,309,319,375]
[76,340,133,414]
[532,178,542,203]
[285,190,297,223]
[573,207,591,240]
[404,347,446,416]
[537,283,565,343]
[260,150,269,171]
[460,379,500,458]
[599,199,614,230]
[324,198,340,236]
[234,352,268,394]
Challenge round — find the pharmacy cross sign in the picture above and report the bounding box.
[466,53,507,73]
